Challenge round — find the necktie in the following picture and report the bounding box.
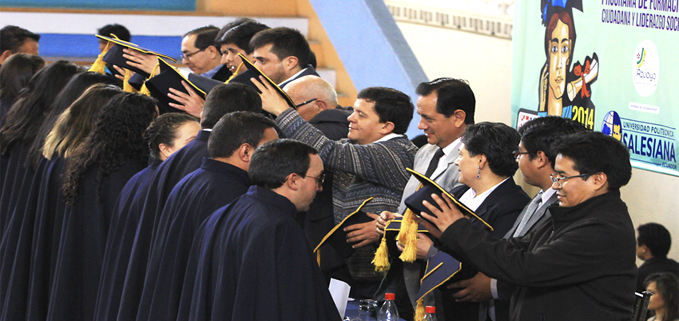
[424,148,445,178]
[513,191,543,237]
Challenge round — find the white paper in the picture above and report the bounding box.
[328,278,351,318]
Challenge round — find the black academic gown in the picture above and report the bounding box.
[176,186,341,321]
[0,156,52,320]
[0,142,34,238]
[24,157,66,321]
[45,159,145,321]
[92,159,162,321]
[136,158,251,321]
[116,130,210,321]
[440,178,530,321]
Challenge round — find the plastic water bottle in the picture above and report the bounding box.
[422,306,437,321]
[376,293,399,321]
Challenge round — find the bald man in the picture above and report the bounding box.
[284,75,350,141]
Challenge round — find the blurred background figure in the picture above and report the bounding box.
[644,272,679,321]
[637,223,679,292]
[0,25,40,65]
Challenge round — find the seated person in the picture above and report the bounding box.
[419,131,637,320]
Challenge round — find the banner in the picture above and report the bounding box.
[512,0,679,176]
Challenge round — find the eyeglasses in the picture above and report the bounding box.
[550,172,591,187]
[181,48,205,60]
[306,172,325,187]
[295,98,318,108]
[512,150,530,160]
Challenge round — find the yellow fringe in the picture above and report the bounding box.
[123,69,135,92]
[139,62,160,97]
[88,41,110,74]
[414,298,425,321]
[316,249,321,267]
[224,62,243,84]
[398,209,418,263]
[372,232,390,273]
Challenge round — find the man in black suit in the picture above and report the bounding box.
[445,117,587,321]
[249,27,319,88]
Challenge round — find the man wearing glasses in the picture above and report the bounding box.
[450,116,586,321]
[419,131,637,320]
[180,26,232,81]
[258,82,418,299]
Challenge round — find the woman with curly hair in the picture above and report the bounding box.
[0,84,123,320]
[0,60,82,236]
[47,92,157,321]
[94,112,200,320]
[646,272,679,321]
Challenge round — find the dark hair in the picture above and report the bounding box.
[356,87,413,134]
[97,24,131,42]
[215,18,270,54]
[416,77,475,124]
[637,223,672,259]
[544,10,576,62]
[43,84,123,160]
[143,113,199,160]
[463,122,521,177]
[0,60,82,155]
[553,131,631,190]
[62,92,157,206]
[249,27,311,68]
[26,71,122,169]
[0,53,44,103]
[209,111,277,159]
[249,139,317,189]
[184,26,220,50]
[0,26,40,53]
[518,116,586,165]
[644,272,679,321]
[201,82,262,129]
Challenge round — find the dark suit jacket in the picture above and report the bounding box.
[440,178,529,321]
[279,65,320,88]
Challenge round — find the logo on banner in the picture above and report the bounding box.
[632,40,659,97]
[602,111,622,141]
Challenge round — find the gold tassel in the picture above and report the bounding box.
[139,62,160,97]
[89,41,110,74]
[372,232,390,273]
[414,298,425,321]
[123,69,135,93]
[398,209,418,262]
[316,249,321,267]
[224,62,243,84]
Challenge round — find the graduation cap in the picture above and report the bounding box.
[541,0,583,25]
[229,53,296,109]
[144,58,207,114]
[414,250,463,321]
[96,34,176,78]
[404,168,492,231]
[188,73,225,94]
[314,197,373,265]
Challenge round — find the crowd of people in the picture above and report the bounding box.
[0,18,676,321]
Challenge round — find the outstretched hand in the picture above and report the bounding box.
[250,76,290,116]
[345,213,381,248]
[123,49,159,75]
[168,81,204,118]
[419,193,466,236]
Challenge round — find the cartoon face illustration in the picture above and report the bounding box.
[548,19,571,100]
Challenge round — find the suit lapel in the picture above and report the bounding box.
[517,192,557,237]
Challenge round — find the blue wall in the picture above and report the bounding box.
[309,0,428,139]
